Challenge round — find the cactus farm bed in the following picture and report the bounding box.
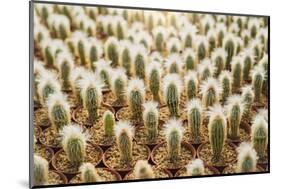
[32,2,269,188]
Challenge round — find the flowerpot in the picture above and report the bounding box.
[39,127,62,149]
[34,143,54,164]
[103,91,128,109]
[34,107,51,127]
[68,168,121,184]
[183,121,209,147]
[45,170,68,186]
[159,105,187,123]
[222,164,265,174]
[52,143,103,175]
[227,121,251,145]
[103,143,151,172]
[116,106,144,126]
[174,164,220,177]
[151,142,196,171]
[123,166,172,180]
[34,126,42,140]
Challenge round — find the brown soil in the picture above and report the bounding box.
[227,126,250,143]
[184,124,209,144]
[116,107,144,125]
[124,166,172,180]
[198,142,237,167]
[69,168,121,183]
[103,91,128,108]
[34,108,50,127]
[53,144,103,174]
[175,166,219,177]
[134,124,165,145]
[34,144,54,163]
[34,126,41,139]
[103,143,150,171]
[222,164,264,174]
[89,120,115,146]
[67,93,78,108]
[159,106,187,122]
[48,171,67,185]
[39,127,61,148]
[151,142,195,169]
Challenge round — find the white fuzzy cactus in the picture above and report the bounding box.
[114,16,128,39]
[195,35,209,61]
[167,37,181,54]
[219,71,233,102]
[186,159,205,176]
[198,58,215,81]
[134,31,153,52]
[251,66,265,102]
[152,26,167,52]
[236,142,258,173]
[143,101,159,143]
[211,48,227,77]
[94,59,112,88]
[231,56,243,91]
[215,23,227,47]
[79,163,102,182]
[184,71,198,101]
[147,61,163,102]
[241,48,255,81]
[88,37,103,71]
[179,24,197,48]
[164,53,184,74]
[134,160,155,179]
[119,40,133,76]
[34,155,49,186]
[200,78,222,108]
[48,14,71,39]
[104,36,120,67]
[70,67,88,106]
[110,68,128,106]
[183,48,197,70]
[223,33,237,69]
[132,44,148,80]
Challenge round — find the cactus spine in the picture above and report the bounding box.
[119,40,132,76]
[211,48,227,77]
[110,68,128,105]
[241,85,254,120]
[147,61,162,102]
[183,48,197,71]
[163,74,183,117]
[186,159,205,176]
[186,99,203,143]
[231,56,243,91]
[165,54,183,74]
[223,34,236,70]
[134,160,155,179]
[115,121,134,163]
[167,37,181,54]
[127,78,145,122]
[105,37,119,67]
[79,163,102,182]
[34,155,49,186]
[208,105,227,163]
[200,78,222,108]
[143,101,159,143]
[241,48,254,81]
[179,25,197,48]
[251,66,265,102]
[56,51,74,91]
[103,110,115,137]
[94,59,112,89]
[153,26,166,52]
[132,45,147,80]
[198,58,214,81]
[164,119,184,163]
[70,67,87,106]
[60,124,88,165]
[236,142,258,173]
[219,71,232,102]
[184,71,198,101]
[196,36,209,61]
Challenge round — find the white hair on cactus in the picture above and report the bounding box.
[114,120,135,138]
[248,18,261,31]
[55,50,74,71]
[225,94,245,117]
[186,98,204,116]
[211,48,227,65]
[79,163,102,182]
[164,118,184,141]
[186,158,205,176]
[201,15,215,30]
[251,114,268,137]
[230,55,243,70]
[131,43,148,61]
[219,70,233,85]
[236,142,258,172]
[104,36,119,60]
[195,35,209,50]
[164,53,183,72]
[207,104,227,131]
[162,74,183,102]
[207,28,217,41]
[257,108,268,122]
[114,16,128,37]
[46,92,70,120]
[34,24,50,42]
[166,26,178,38]
[215,23,227,35]
[199,78,222,99]
[184,70,198,89]
[241,84,254,97]
[134,160,155,179]
[70,67,88,90]
[134,31,153,51]
[250,65,265,81]
[179,24,198,42]
[198,58,215,79]
[34,59,46,75]
[166,37,181,53]
[240,47,255,64]
[88,37,103,59]
[34,154,49,184]
[110,67,128,94]
[147,60,163,78]
[152,26,167,40]
[249,38,263,54]
[126,78,145,98]
[149,51,164,62]
[130,21,145,33]
[241,29,251,39]
[229,22,239,34]
[223,33,237,50]
[143,101,159,121]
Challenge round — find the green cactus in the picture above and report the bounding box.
[105,38,119,67]
[187,99,203,143]
[224,35,236,70]
[186,159,205,176]
[143,102,159,143]
[134,160,155,179]
[259,55,268,94]
[183,49,196,71]
[134,52,146,80]
[197,41,207,61]
[231,58,242,91]
[80,163,102,182]
[44,46,54,67]
[184,72,198,101]
[116,21,125,39]
[103,111,115,137]
[78,40,87,66]
[155,32,164,52]
[252,67,264,102]
[242,54,253,81]
[111,69,127,105]
[148,63,161,102]
[120,46,132,76]
[200,78,221,108]
[38,74,61,105]
[85,87,99,123]
[236,142,257,173]
[211,48,227,77]
[167,83,179,117]
[252,116,268,161]
[241,86,254,120]
[34,155,49,186]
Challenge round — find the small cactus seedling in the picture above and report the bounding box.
[200,78,222,108]
[152,26,167,52]
[179,24,197,48]
[186,159,205,176]
[198,58,215,81]
[195,35,209,61]
[257,108,268,122]
[163,74,183,117]
[144,11,156,31]
[104,37,119,67]
[114,121,134,163]
[183,48,197,71]
[259,54,268,94]
[219,71,233,102]
[70,67,88,106]
[223,33,236,70]
[250,39,263,62]
[186,99,203,143]
[241,48,255,81]
[236,142,258,173]
[35,4,53,24]
[147,61,163,102]
[56,51,74,91]
[167,37,181,54]
[248,18,260,38]
[34,155,49,186]
[47,92,71,132]
[211,48,227,77]
[94,59,112,88]
[200,15,215,35]
[79,163,102,182]
[231,56,243,91]
[34,24,50,44]
[251,114,268,161]
[251,66,265,102]
[226,95,245,140]
[241,29,251,47]
[184,71,198,101]
[48,14,71,40]
[143,101,159,143]
[76,36,90,67]
[215,23,227,47]
[103,110,115,137]
[88,37,103,71]
[126,78,145,123]
[207,105,227,163]
[165,53,184,74]
[40,39,56,67]
[134,160,155,179]
[241,85,255,120]
[164,119,184,163]
[79,73,104,124]
[37,71,61,106]
[135,31,153,52]
[207,29,217,53]
[76,14,96,36]
[60,124,89,165]
[34,60,46,102]
[110,68,128,106]
[114,16,128,39]
[65,31,87,57]
[119,40,133,76]
[132,44,147,81]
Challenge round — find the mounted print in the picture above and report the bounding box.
[30,1,269,188]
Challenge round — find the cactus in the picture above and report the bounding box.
[186,99,203,143]
[251,66,265,102]
[144,11,155,31]
[219,71,232,102]
[164,119,184,163]
[114,121,134,163]
[152,26,167,52]
[147,61,162,102]
[56,51,74,91]
[135,31,153,52]
[70,67,88,106]
[126,78,145,123]
[201,15,214,35]
[163,74,183,117]
[236,142,258,173]
[34,155,49,186]
[186,159,205,176]
[88,38,103,71]
[132,45,147,81]
[134,160,155,179]
[119,40,133,76]
[110,68,128,105]
[75,36,89,67]
[35,4,53,24]
[179,25,197,48]
[198,58,215,81]
[231,56,243,91]
[104,37,119,67]
[165,54,183,74]
[47,92,71,132]
[94,59,112,88]
[34,60,46,102]
[211,48,227,77]
[40,39,55,67]
[114,16,128,39]
[226,95,245,140]
[195,36,209,61]
[184,71,198,101]
[183,48,197,71]
[207,105,227,163]
[215,23,227,47]
[251,114,268,160]
[79,163,102,182]
[248,18,260,38]
[207,29,217,53]
[103,110,115,137]
[259,54,268,94]
[60,124,89,165]
[241,48,255,81]
[250,39,262,63]
[79,73,104,124]
[235,37,243,55]
[200,78,222,108]
[37,71,61,106]
[143,101,159,143]
[48,14,70,40]
[34,24,50,44]
[223,33,236,70]
[241,30,251,47]
[167,37,181,54]
[241,85,254,120]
